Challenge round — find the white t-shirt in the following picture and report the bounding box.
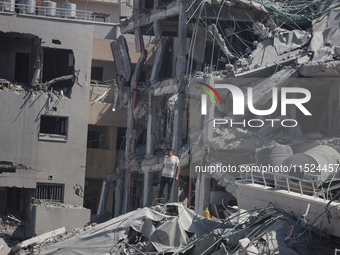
[162,155,180,178]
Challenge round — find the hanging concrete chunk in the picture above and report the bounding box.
[111,36,132,83]
[253,22,271,41]
[207,24,235,59]
[167,93,183,111]
[133,102,148,120]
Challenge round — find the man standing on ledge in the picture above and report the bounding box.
[158,147,180,203]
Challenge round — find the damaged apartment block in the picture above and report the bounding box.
[102,0,340,250]
[0,11,93,238]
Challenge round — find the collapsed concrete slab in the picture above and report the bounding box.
[12,227,66,253]
[16,202,338,255]
[110,36,132,84]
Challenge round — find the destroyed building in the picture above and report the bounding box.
[103,0,340,240]
[86,21,157,219]
[0,0,135,238]
[4,0,340,254]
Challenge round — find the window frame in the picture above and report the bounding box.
[39,115,69,142]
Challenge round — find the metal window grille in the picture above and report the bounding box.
[36,183,64,202]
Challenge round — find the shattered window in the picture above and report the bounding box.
[87,125,109,149]
[36,183,64,202]
[42,48,74,96]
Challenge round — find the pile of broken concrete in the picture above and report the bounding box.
[9,203,338,255]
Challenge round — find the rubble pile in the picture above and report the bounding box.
[0,215,21,237]
[11,203,339,255]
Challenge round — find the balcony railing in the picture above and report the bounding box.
[0,1,93,21]
[239,164,338,201]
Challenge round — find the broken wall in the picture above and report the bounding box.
[29,204,90,236]
[0,32,39,83]
[0,14,93,207]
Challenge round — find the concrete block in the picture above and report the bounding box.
[32,205,90,236]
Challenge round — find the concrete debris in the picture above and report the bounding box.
[0,216,22,237]
[298,61,340,77]
[211,167,237,196]
[133,102,148,119]
[44,74,74,89]
[141,156,163,172]
[273,30,310,55]
[207,24,235,59]
[110,35,132,84]
[230,128,253,139]
[296,55,311,65]
[253,22,271,41]
[153,78,178,96]
[17,203,340,255]
[225,64,235,77]
[11,226,95,254]
[12,227,66,253]
[49,1,340,254]
[167,93,183,111]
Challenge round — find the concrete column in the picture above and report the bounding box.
[175,3,187,77]
[195,78,214,213]
[114,178,122,217]
[146,90,156,157]
[123,99,132,213]
[134,28,141,53]
[150,37,167,81]
[191,26,206,72]
[203,77,215,143]
[30,37,42,86]
[142,170,152,206]
[195,171,211,215]
[170,107,183,203]
[170,3,187,203]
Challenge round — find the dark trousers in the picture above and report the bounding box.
[158,176,174,202]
